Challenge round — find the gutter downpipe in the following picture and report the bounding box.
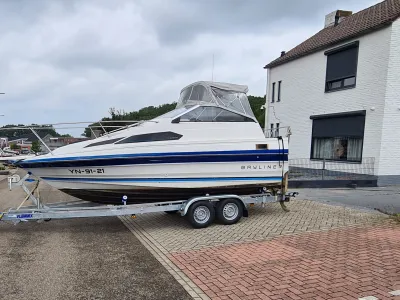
[264,67,271,137]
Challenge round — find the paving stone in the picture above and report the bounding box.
[124,199,386,253]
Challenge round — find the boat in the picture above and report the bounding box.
[16,81,289,205]
[0,148,36,164]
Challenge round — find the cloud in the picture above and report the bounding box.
[0,0,378,136]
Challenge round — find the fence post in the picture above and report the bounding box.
[322,158,326,180]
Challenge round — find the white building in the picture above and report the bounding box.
[264,0,400,186]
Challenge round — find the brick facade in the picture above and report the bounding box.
[266,19,400,184]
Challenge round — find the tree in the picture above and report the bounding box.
[10,143,20,150]
[83,103,177,137]
[248,95,266,129]
[31,141,42,153]
[81,96,267,137]
[0,124,63,140]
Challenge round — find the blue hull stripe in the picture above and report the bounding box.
[18,149,288,169]
[42,176,283,183]
[21,149,288,163]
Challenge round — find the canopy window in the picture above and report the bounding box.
[176,81,257,121]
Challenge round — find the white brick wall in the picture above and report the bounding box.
[378,19,400,179]
[266,25,393,176]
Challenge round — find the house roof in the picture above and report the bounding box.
[264,0,400,69]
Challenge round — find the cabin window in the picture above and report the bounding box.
[176,107,254,123]
[310,111,365,162]
[325,41,359,92]
[85,137,125,148]
[115,132,182,144]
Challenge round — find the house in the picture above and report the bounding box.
[8,132,53,151]
[46,137,89,150]
[264,0,400,186]
[8,133,88,152]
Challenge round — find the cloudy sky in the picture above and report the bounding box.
[0,0,378,136]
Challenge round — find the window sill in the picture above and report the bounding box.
[310,158,362,164]
[325,85,356,93]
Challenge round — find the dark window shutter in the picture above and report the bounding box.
[311,114,365,138]
[326,46,358,82]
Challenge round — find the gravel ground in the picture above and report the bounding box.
[0,177,191,300]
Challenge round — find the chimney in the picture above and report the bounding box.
[280,51,286,57]
[324,10,352,28]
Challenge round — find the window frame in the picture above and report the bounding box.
[309,111,365,163]
[85,137,125,148]
[115,131,183,144]
[172,106,256,123]
[324,41,359,93]
[271,82,275,103]
[310,136,364,163]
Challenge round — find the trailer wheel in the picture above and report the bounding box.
[186,201,215,229]
[216,199,243,225]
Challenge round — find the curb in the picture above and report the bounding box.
[119,216,210,300]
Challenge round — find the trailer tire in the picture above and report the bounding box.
[186,201,215,229]
[216,199,243,225]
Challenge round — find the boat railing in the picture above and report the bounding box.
[0,120,145,156]
[265,126,291,139]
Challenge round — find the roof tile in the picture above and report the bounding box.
[265,0,400,68]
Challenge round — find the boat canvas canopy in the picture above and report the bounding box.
[177,81,256,120]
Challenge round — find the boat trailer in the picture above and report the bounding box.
[0,174,298,228]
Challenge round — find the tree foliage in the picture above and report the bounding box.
[83,97,266,137]
[248,95,266,129]
[83,103,177,137]
[0,124,62,140]
[31,141,42,153]
[10,143,20,150]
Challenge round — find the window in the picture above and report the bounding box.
[312,137,363,161]
[276,123,280,136]
[85,137,124,148]
[178,85,210,106]
[277,81,282,102]
[155,106,195,119]
[176,107,254,123]
[325,41,359,92]
[310,111,365,162]
[115,132,182,144]
[269,123,275,137]
[271,82,275,103]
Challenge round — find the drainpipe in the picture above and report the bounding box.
[264,68,271,137]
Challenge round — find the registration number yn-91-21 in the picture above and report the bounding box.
[68,169,105,174]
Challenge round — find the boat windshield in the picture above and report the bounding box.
[177,81,256,120]
[155,105,196,119]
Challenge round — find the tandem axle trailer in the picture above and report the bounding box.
[1,174,297,228]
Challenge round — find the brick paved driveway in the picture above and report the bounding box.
[122,200,400,300]
[3,176,399,299]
